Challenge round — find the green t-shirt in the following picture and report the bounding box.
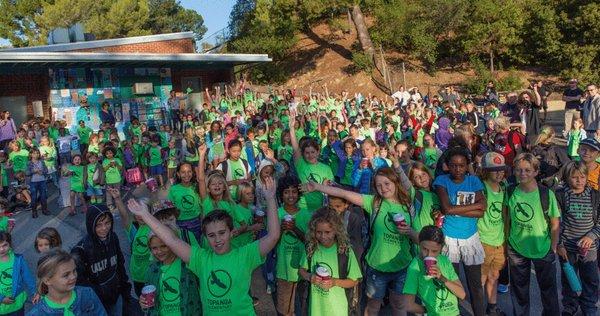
[341,158,354,186]
[478,182,505,247]
[88,144,99,155]
[567,129,582,157]
[422,148,440,169]
[102,158,122,184]
[167,148,178,169]
[507,187,560,258]
[201,197,237,218]
[295,158,334,211]
[300,244,362,316]
[362,195,413,272]
[8,149,29,173]
[86,164,101,189]
[130,125,142,141]
[403,255,460,316]
[158,258,182,316]
[277,145,293,164]
[168,184,201,221]
[232,204,255,248]
[221,159,247,200]
[129,224,152,283]
[158,131,170,148]
[149,146,163,167]
[43,291,76,316]
[0,252,27,314]
[69,165,85,193]
[77,126,93,144]
[0,217,7,232]
[39,145,57,171]
[188,241,264,315]
[411,188,440,233]
[0,163,8,188]
[276,207,311,281]
[48,127,59,142]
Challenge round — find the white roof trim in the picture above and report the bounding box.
[0,32,195,53]
[0,52,272,63]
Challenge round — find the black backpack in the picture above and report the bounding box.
[307,250,359,315]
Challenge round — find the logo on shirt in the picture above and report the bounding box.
[307,173,323,184]
[488,202,503,220]
[434,281,449,301]
[383,213,401,234]
[456,191,475,205]
[514,202,534,222]
[181,194,196,210]
[161,277,180,302]
[133,236,149,255]
[207,270,232,298]
[0,267,12,286]
[234,168,245,178]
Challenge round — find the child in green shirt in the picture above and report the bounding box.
[66,155,86,216]
[404,226,466,316]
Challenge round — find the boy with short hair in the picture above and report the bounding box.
[71,203,133,315]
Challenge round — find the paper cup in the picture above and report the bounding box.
[393,213,406,226]
[254,210,265,223]
[316,265,331,281]
[435,215,445,228]
[424,257,437,276]
[141,285,156,307]
[283,214,294,223]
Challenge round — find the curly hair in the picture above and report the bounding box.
[305,207,350,259]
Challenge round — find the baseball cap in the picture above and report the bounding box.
[482,152,507,171]
[580,138,600,152]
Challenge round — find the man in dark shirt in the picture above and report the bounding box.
[500,92,520,123]
[562,78,583,137]
[536,81,551,122]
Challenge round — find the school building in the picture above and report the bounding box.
[0,32,271,129]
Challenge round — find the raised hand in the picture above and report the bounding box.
[127,198,150,217]
[263,176,276,198]
[197,143,207,156]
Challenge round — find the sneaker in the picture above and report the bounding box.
[487,305,505,316]
[266,284,273,295]
[497,284,509,293]
[252,296,259,306]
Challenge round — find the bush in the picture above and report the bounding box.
[352,52,374,73]
[464,58,493,95]
[496,70,523,92]
[328,17,351,34]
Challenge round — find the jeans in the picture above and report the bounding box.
[507,244,560,316]
[169,109,181,132]
[452,263,485,316]
[561,247,599,316]
[29,180,47,211]
[105,295,123,316]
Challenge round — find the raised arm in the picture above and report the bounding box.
[127,199,191,263]
[288,110,302,163]
[108,187,131,230]
[259,177,281,256]
[303,181,364,207]
[197,143,208,199]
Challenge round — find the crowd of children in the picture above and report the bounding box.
[0,80,597,316]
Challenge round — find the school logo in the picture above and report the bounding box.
[434,282,449,301]
[307,173,323,183]
[488,202,503,220]
[207,270,232,298]
[0,267,12,286]
[133,236,149,255]
[383,213,400,234]
[181,194,196,210]
[234,168,245,178]
[514,202,534,222]
[161,277,180,302]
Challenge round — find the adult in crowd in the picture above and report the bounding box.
[582,84,600,138]
[500,92,520,123]
[99,101,116,126]
[167,90,187,133]
[483,81,499,103]
[0,110,16,150]
[562,78,583,137]
[75,96,94,127]
[391,85,411,107]
[536,80,552,122]
[439,85,460,108]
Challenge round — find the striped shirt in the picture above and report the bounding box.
[558,187,600,251]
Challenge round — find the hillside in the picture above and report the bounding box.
[270,21,560,98]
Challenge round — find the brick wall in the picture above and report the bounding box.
[72,38,195,54]
[0,74,50,119]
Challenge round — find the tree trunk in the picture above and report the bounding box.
[490,50,494,73]
[350,4,375,61]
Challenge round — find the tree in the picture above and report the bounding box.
[0,0,45,47]
[460,0,526,73]
[145,0,207,41]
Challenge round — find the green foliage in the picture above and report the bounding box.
[328,16,351,34]
[351,51,373,73]
[0,0,206,46]
[496,71,524,92]
[464,58,523,94]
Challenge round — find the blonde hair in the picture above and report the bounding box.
[534,125,555,146]
[562,160,588,183]
[36,249,74,295]
[205,170,234,206]
[513,153,540,171]
[306,207,350,258]
[236,181,254,204]
[494,116,510,131]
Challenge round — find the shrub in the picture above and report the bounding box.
[352,52,374,73]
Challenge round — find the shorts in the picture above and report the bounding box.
[443,233,485,265]
[276,279,297,315]
[149,165,164,176]
[481,243,506,276]
[365,265,407,300]
[86,187,103,197]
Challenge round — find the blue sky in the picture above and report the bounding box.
[0,0,236,47]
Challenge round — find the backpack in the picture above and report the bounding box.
[505,184,550,226]
[220,158,250,180]
[507,130,527,154]
[307,250,359,315]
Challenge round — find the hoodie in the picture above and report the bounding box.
[435,117,452,151]
[71,204,131,308]
[255,159,285,210]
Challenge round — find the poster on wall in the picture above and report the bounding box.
[32,101,43,117]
